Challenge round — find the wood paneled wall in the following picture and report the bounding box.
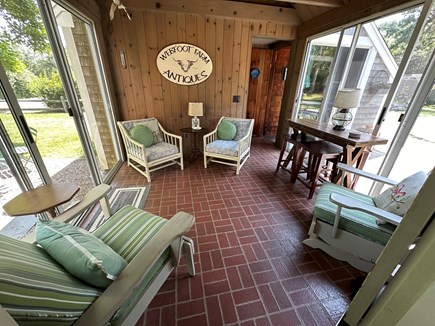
[104,8,297,134]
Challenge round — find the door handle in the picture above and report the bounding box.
[376,106,387,125]
[60,96,73,116]
[19,115,35,143]
[398,113,405,122]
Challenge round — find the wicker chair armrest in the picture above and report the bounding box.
[204,129,218,146]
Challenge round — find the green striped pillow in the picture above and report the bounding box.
[92,206,170,324]
[36,220,128,288]
[0,235,101,325]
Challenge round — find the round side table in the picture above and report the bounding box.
[180,127,208,161]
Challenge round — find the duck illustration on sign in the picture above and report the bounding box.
[156,43,213,85]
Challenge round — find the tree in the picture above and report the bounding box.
[0,0,65,107]
[305,45,336,95]
[0,32,22,72]
[0,0,49,53]
[378,7,435,74]
[28,71,64,109]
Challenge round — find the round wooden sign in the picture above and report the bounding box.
[156,43,213,86]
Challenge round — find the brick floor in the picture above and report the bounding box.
[110,137,365,325]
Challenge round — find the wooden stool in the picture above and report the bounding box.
[275,132,319,175]
[291,140,342,199]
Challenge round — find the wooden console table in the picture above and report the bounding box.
[287,119,388,188]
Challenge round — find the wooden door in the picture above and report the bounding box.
[264,46,291,136]
[247,48,272,136]
[247,46,291,137]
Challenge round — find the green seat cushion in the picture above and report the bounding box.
[130,125,154,148]
[36,220,128,288]
[217,120,237,140]
[314,183,396,245]
[0,234,101,325]
[92,205,169,325]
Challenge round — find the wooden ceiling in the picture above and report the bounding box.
[229,0,344,8]
[227,0,346,22]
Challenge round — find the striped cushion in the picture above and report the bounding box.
[314,183,396,245]
[92,205,170,325]
[1,206,172,325]
[0,235,101,325]
[93,205,167,262]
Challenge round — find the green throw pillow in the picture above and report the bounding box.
[130,125,154,148]
[36,220,128,288]
[218,120,237,140]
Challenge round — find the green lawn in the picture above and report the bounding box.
[421,105,435,117]
[0,112,84,158]
[303,93,323,101]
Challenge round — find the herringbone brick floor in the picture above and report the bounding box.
[111,137,364,326]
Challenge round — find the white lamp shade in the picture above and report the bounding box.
[188,102,204,117]
[333,88,362,109]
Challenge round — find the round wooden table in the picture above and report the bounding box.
[180,127,208,161]
[2,183,80,218]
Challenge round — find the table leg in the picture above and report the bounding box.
[190,133,202,161]
[275,136,289,172]
[47,207,57,218]
[350,147,371,188]
[290,144,305,183]
[332,145,370,189]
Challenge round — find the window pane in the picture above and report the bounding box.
[350,5,425,135]
[388,82,435,181]
[52,2,121,180]
[298,31,341,120]
[319,26,357,122]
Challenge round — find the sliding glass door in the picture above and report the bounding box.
[375,53,435,191]
[0,0,122,236]
[48,1,121,181]
[295,0,434,194]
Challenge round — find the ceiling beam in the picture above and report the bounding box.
[297,0,421,38]
[275,0,343,8]
[124,0,301,24]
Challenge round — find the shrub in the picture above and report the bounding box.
[28,71,65,109]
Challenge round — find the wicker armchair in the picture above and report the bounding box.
[203,117,254,175]
[117,118,183,182]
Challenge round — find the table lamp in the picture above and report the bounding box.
[331,88,362,131]
[188,102,204,130]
